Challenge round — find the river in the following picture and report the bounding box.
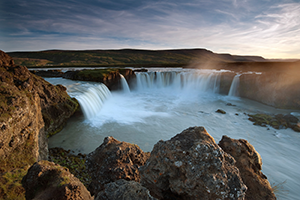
[45,68,299,200]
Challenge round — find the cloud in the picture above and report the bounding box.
[1,0,300,58]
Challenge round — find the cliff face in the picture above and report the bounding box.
[0,50,78,173]
[239,71,300,109]
[62,68,135,90]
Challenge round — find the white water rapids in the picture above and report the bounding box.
[45,68,299,200]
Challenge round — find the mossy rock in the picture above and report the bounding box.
[48,148,91,187]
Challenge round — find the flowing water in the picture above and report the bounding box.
[46,68,300,200]
[228,74,241,97]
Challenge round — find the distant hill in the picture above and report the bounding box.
[7,48,266,67]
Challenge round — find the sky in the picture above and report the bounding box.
[1,0,300,59]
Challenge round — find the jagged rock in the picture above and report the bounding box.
[0,50,78,138]
[86,136,150,195]
[0,50,14,67]
[219,135,276,200]
[140,126,247,200]
[0,52,46,172]
[22,160,92,200]
[95,179,157,200]
[0,51,79,200]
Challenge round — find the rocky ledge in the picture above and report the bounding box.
[32,68,136,91]
[22,126,276,200]
[0,51,79,199]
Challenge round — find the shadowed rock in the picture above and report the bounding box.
[219,135,276,200]
[95,179,157,200]
[22,160,92,200]
[140,126,247,200]
[86,136,150,195]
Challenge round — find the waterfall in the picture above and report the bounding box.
[76,84,111,119]
[135,70,221,93]
[120,74,130,93]
[228,74,241,97]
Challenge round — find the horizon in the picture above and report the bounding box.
[1,0,300,59]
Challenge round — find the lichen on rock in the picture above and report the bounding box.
[95,179,157,200]
[86,136,150,196]
[139,126,247,200]
[219,135,276,200]
[22,160,93,200]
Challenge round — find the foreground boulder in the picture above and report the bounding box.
[219,135,276,200]
[86,136,150,195]
[140,126,247,200]
[22,160,92,200]
[95,179,157,200]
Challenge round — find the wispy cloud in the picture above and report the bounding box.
[1,0,300,58]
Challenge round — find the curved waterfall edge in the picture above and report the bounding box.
[76,84,112,119]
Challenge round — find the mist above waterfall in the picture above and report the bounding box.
[46,67,299,200]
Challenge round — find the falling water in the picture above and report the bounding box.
[228,74,241,97]
[46,69,299,200]
[76,84,111,119]
[135,70,221,93]
[120,74,131,93]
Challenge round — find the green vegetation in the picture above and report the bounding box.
[248,113,300,132]
[0,167,28,200]
[0,133,36,173]
[8,49,266,67]
[75,68,117,80]
[0,132,36,200]
[49,148,91,187]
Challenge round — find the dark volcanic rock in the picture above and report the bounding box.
[86,136,150,195]
[139,126,247,200]
[216,109,226,114]
[219,135,276,200]
[22,160,92,200]
[95,179,157,200]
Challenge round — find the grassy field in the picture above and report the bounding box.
[8,48,265,67]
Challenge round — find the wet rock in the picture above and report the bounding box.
[226,103,236,106]
[248,113,300,132]
[95,179,157,200]
[22,160,92,200]
[140,126,247,200]
[216,109,226,114]
[86,136,150,195]
[219,135,276,200]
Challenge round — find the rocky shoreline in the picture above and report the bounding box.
[22,127,276,200]
[0,50,297,199]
